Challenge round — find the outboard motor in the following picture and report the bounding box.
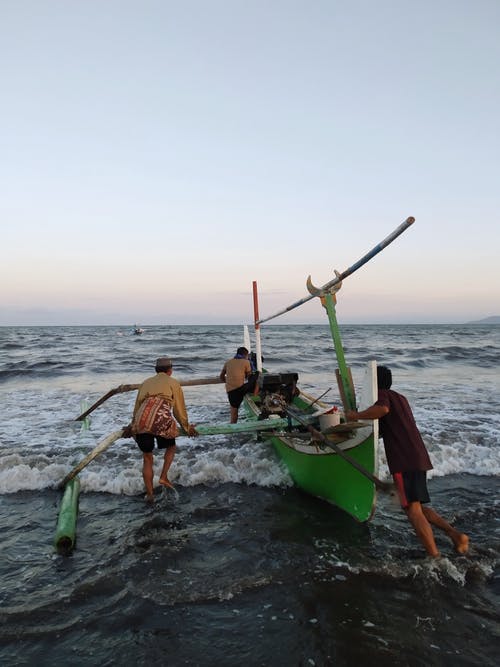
[258,373,299,418]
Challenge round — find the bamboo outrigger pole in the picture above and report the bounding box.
[256,217,415,325]
[54,477,81,553]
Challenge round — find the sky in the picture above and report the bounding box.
[1,0,499,325]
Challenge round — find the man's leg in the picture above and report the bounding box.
[159,445,176,488]
[142,452,154,500]
[405,501,440,557]
[422,506,469,554]
[228,387,245,423]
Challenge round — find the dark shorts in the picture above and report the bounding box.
[227,373,259,408]
[135,433,176,453]
[393,471,430,508]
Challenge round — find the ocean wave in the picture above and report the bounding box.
[0,438,292,495]
[1,324,499,494]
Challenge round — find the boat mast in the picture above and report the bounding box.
[252,281,263,372]
[322,289,356,411]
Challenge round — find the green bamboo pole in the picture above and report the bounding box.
[323,292,356,411]
[79,399,91,431]
[193,413,318,436]
[54,477,81,554]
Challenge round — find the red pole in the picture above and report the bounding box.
[252,281,260,329]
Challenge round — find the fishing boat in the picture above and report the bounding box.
[241,217,415,522]
[58,217,414,552]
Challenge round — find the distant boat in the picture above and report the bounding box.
[133,324,145,335]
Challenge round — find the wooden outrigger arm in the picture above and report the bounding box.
[75,376,223,421]
[59,416,324,489]
[75,385,139,420]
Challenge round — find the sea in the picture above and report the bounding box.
[0,323,499,666]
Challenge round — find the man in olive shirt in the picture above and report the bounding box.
[132,357,197,501]
[220,347,258,423]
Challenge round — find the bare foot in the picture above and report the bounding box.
[159,478,174,490]
[144,493,154,503]
[454,533,469,554]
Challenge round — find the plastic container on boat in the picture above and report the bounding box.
[319,412,341,431]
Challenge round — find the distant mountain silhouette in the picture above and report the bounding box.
[467,316,500,324]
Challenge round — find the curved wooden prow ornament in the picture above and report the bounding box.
[306,269,343,298]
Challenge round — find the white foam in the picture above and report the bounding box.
[314,549,495,587]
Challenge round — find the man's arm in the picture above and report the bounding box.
[132,385,144,420]
[346,404,389,421]
[171,384,190,432]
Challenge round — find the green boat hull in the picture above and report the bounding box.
[264,429,376,522]
[243,361,378,522]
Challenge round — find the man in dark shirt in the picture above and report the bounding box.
[347,366,469,558]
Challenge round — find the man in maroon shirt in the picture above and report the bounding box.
[347,366,469,558]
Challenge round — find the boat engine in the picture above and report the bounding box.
[258,373,299,418]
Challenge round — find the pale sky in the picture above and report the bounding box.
[1,0,498,325]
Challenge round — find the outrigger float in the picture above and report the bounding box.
[55,217,414,550]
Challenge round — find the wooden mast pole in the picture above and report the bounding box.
[252,281,263,372]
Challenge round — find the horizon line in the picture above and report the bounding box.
[1,320,498,328]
